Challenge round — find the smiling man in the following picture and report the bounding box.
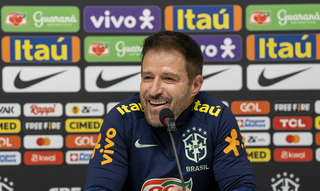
[85,31,257,191]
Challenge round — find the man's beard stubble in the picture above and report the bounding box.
[140,87,193,128]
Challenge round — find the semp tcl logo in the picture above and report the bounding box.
[24,103,63,117]
[0,103,21,117]
[66,150,92,164]
[65,103,104,117]
[273,101,312,114]
[273,117,312,130]
[49,188,81,191]
[231,101,270,115]
[66,135,98,148]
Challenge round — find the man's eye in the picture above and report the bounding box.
[143,76,152,80]
[165,77,174,81]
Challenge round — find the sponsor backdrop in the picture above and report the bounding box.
[0,0,319,190]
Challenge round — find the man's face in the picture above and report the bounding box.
[140,49,195,127]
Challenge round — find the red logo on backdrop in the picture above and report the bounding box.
[250,11,271,25]
[286,134,300,143]
[30,104,56,115]
[70,153,78,161]
[24,151,63,165]
[89,42,109,56]
[5,12,27,27]
[237,119,244,128]
[273,117,312,130]
[274,148,313,162]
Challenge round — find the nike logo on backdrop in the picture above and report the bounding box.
[96,71,140,88]
[202,68,229,80]
[14,70,67,89]
[258,67,310,87]
[135,139,158,148]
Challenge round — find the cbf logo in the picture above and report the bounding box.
[0,176,14,191]
[182,127,207,163]
[2,36,80,62]
[247,34,320,61]
[271,172,300,191]
[165,5,242,32]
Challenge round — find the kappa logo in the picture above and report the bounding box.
[0,176,14,191]
[271,172,300,191]
[182,127,207,163]
[141,178,192,191]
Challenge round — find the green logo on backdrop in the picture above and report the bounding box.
[246,4,320,31]
[1,6,79,32]
[85,36,147,62]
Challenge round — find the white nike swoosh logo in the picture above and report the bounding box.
[135,139,158,148]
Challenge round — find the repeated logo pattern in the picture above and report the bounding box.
[0,3,319,191]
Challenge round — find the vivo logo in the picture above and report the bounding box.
[84,6,160,32]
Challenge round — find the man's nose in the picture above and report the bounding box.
[149,78,164,96]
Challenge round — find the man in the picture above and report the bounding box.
[85,31,257,191]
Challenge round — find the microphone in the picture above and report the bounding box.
[159,108,186,191]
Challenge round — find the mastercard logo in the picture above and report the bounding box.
[36,137,51,146]
[286,135,300,143]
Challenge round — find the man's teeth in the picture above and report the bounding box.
[150,101,166,105]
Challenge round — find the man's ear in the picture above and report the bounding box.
[191,75,203,96]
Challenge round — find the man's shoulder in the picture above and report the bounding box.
[193,92,228,117]
[108,93,145,120]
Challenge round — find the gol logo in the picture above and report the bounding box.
[5,12,27,26]
[231,101,270,115]
[88,42,109,56]
[286,134,300,143]
[0,136,21,149]
[66,134,98,148]
[36,137,51,146]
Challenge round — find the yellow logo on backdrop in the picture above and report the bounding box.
[246,148,270,162]
[0,119,21,133]
[65,118,103,132]
[315,116,320,130]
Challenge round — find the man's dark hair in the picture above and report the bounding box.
[141,31,203,82]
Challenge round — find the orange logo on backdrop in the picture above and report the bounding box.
[0,136,21,149]
[66,134,98,148]
[231,101,270,115]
